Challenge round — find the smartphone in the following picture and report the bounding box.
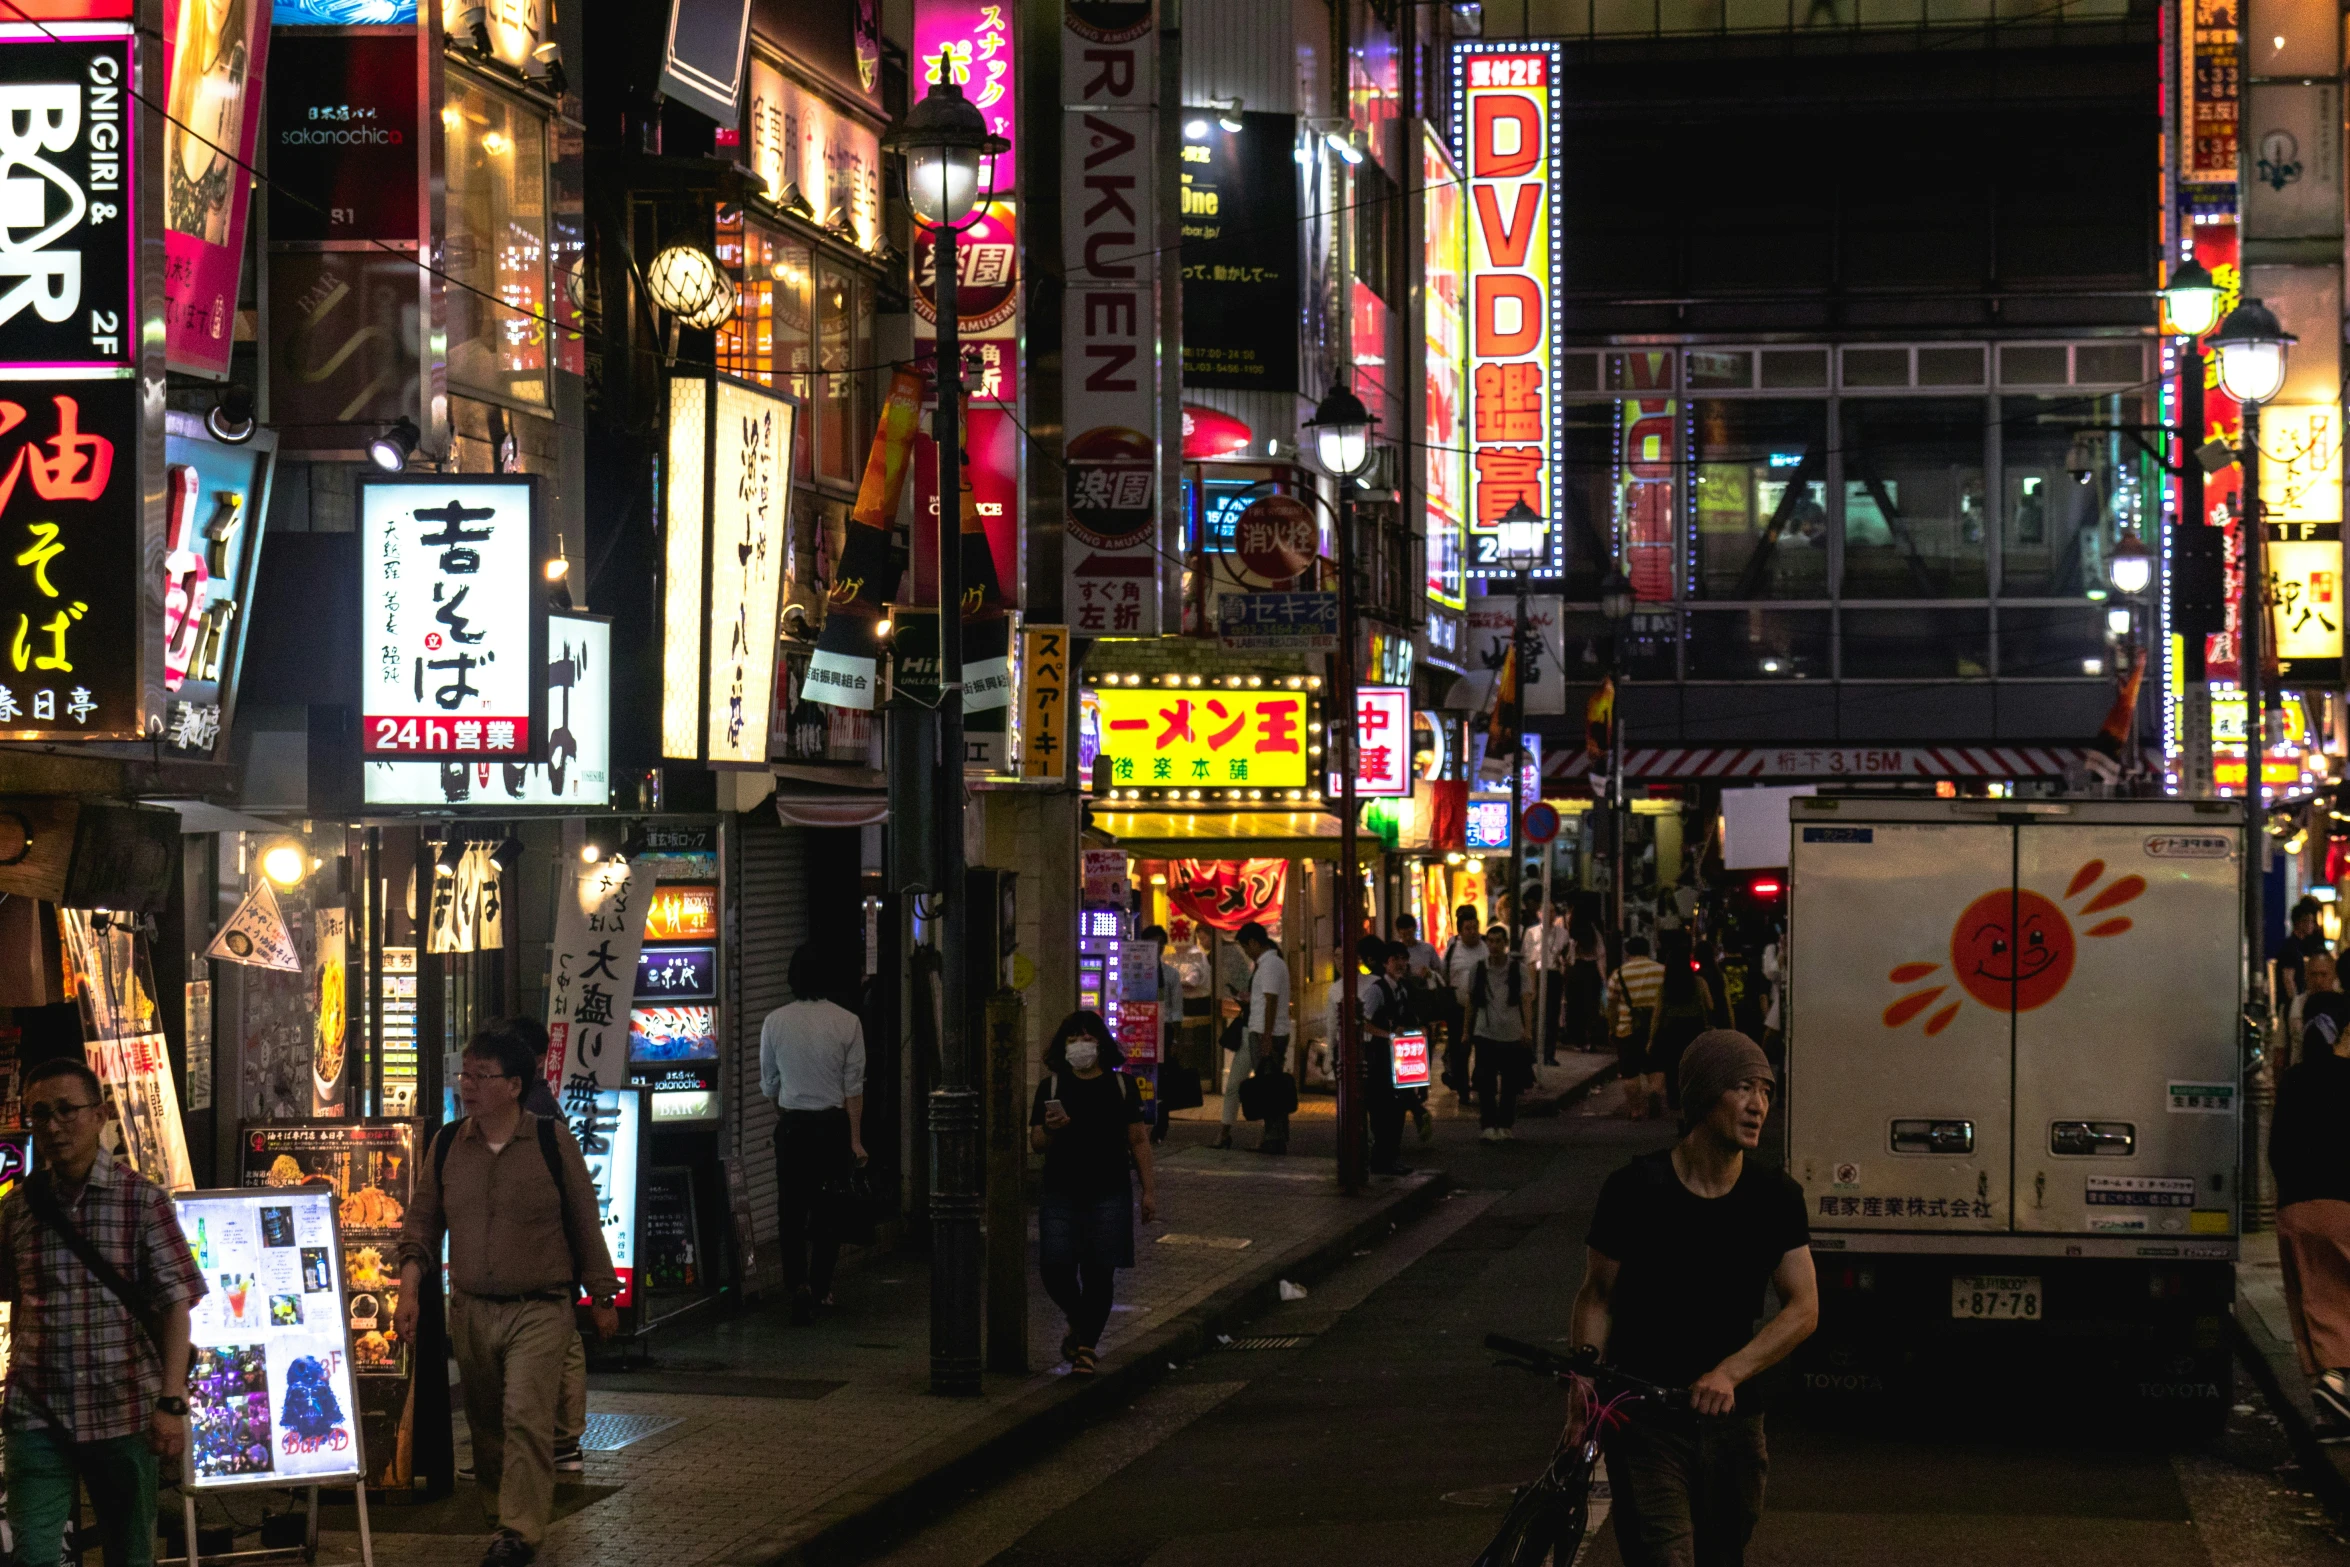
[1043,1099,1064,1118]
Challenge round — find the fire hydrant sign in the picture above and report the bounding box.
[358,474,548,762]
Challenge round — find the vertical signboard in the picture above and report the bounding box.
[1062,0,1161,636]
[160,414,274,759]
[658,0,752,127]
[162,0,269,376]
[1178,111,1298,392]
[1421,124,1467,612]
[2183,0,2237,183]
[1453,42,1561,576]
[357,474,548,761]
[546,856,645,1095]
[1019,621,1067,778]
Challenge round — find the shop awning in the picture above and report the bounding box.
[1087,809,1381,859]
[772,792,889,829]
[1544,745,2105,783]
[148,799,293,836]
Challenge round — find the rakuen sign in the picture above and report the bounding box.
[1453,42,1560,572]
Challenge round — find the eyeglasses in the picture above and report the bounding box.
[24,1101,97,1127]
[457,1070,518,1086]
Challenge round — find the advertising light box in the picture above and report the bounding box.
[178,1186,366,1489]
[1465,796,1514,852]
[1094,686,1310,789]
[558,1084,644,1308]
[366,613,610,807]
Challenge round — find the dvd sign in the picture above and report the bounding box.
[0,35,137,372]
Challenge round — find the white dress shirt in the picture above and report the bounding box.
[1248,947,1291,1039]
[759,998,866,1110]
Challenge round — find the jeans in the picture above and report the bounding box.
[1602,1409,1770,1567]
[6,1426,156,1567]
[775,1107,852,1300]
[1475,1039,1531,1129]
[449,1292,574,1545]
[1221,1034,1290,1143]
[1038,1189,1132,1349]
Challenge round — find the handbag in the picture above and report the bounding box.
[1238,1069,1298,1121]
[820,1162,879,1247]
[1155,1064,1205,1112]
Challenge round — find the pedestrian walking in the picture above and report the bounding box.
[1031,1011,1158,1375]
[482,1016,586,1476]
[1562,904,1609,1055]
[1471,937,1535,1141]
[1609,935,1666,1118]
[1647,931,1715,1117]
[0,1058,205,1567]
[1442,906,1491,1103]
[1351,938,1415,1175]
[2270,1007,2350,1436]
[396,1029,618,1567]
[2280,896,2328,1003]
[1572,1030,1818,1567]
[2289,951,2343,1067]
[1521,905,1565,1065]
[1216,921,1293,1153]
[1389,915,1440,1143]
[758,944,869,1325]
[1139,924,1182,1145]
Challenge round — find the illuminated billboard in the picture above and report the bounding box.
[1453,42,1561,579]
[1422,124,1467,611]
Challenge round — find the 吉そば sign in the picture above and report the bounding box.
[357,474,548,762]
[365,613,610,808]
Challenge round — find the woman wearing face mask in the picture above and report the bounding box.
[1031,1010,1160,1374]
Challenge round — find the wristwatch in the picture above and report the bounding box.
[154,1395,189,1417]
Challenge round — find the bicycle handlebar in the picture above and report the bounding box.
[1483,1334,1690,1407]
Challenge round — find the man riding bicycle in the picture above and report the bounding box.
[1570,1030,1818,1567]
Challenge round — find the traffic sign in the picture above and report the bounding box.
[1522,800,1562,845]
[1234,494,1317,582]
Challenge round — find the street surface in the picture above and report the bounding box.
[864,1088,2350,1567]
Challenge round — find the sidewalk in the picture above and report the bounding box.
[2233,1230,2350,1520]
[320,1149,1445,1567]
[1165,1047,1618,1126]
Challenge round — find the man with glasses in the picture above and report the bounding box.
[396,1030,616,1567]
[0,1058,206,1567]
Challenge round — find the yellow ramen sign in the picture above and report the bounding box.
[1095,688,1310,788]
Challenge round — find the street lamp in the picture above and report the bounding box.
[2161,258,2224,339]
[1598,563,1634,942]
[1495,499,1548,1046]
[2210,298,2294,407]
[883,75,1006,1400]
[2109,528,2152,596]
[1306,383,1375,1192]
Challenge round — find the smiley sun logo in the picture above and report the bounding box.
[1882,860,2146,1034]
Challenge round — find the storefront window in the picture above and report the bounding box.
[1999,396,2136,597]
[1842,607,1990,679]
[1686,608,1830,679]
[815,262,861,486]
[716,212,820,484]
[1838,399,1987,598]
[443,73,549,407]
[1691,400,1830,600]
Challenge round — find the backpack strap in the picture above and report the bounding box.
[431,1117,464,1189]
[537,1115,586,1290]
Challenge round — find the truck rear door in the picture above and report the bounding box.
[1788,818,2013,1231]
[2011,822,2240,1237]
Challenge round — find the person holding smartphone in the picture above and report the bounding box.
[1030,1011,1159,1375]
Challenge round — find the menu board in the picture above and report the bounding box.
[640,1166,699,1292]
[373,948,419,1116]
[240,1121,419,1486]
[178,1188,365,1490]
[555,1086,644,1308]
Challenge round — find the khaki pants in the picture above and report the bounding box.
[560,1329,585,1447]
[451,1292,573,1544]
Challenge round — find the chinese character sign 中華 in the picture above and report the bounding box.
[358,475,547,759]
[1092,686,1311,790]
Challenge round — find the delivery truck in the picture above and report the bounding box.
[1784,796,2243,1436]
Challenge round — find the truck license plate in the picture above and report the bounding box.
[1951,1275,2041,1320]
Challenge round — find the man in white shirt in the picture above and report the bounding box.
[758,945,868,1323]
[1442,907,1488,1101]
[1217,921,1292,1153]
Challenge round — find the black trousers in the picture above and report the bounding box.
[1441,999,1474,1095]
[1364,1038,1407,1171]
[1474,1038,1531,1128]
[774,1107,851,1299]
[1602,1410,1770,1567]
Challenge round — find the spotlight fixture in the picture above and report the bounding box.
[1218,97,1245,133]
[368,416,421,473]
[259,840,307,889]
[205,383,256,444]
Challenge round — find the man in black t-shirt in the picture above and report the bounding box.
[1572,1029,1817,1567]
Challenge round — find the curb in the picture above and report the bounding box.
[2228,1308,2350,1523]
[760,1168,1454,1567]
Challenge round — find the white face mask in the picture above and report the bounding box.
[1066,1041,1100,1071]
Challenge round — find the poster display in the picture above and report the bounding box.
[367,614,610,808]
[1178,111,1298,392]
[160,416,277,759]
[163,0,271,376]
[179,1186,365,1488]
[264,33,422,245]
[357,474,548,762]
[375,946,418,1115]
[552,1085,643,1308]
[310,908,347,1115]
[546,858,645,1095]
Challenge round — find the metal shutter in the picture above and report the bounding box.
[733,807,806,1260]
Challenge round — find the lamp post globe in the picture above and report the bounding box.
[2210,297,2295,407]
[2109,529,2153,596]
[1495,499,1546,574]
[886,79,1004,228]
[1307,384,1374,479]
[1599,564,1635,625]
[2160,258,2223,339]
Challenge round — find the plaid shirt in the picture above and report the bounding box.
[0,1154,206,1442]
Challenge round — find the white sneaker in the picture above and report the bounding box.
[1498,1128,1515,1140]
[1479,1128,1501,1143]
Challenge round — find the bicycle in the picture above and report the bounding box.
[1473,1334,1687,1567]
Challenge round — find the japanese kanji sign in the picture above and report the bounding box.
[2267,534,2342,687]
[1422,125,1468,611]
[1347,686,1412,798]
[358,474,547,760]
[1020,622,1068,779]
[204,878,300,971]
[1453,43,1560,559]
[1214,591,1337,650]
[366,612,610,807]
[706,379,793,761]
[546,856,647,1094]
[1093,685,1309,789]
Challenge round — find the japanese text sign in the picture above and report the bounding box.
[643,881,718,942]
[1464,796,1513,851]
[1215,590,1337,650]
[706,379,793,762]
[1391,1030,1431,1090]
[0,33,138,374]
[1094,685,1308,789]
[556,1084,641,1307]
[1020,622,1068,778]
[1349,686,1411,797]
[358,474,547,760]
[1453,43,1560,547]
[163,0,269,376]
[366,613,610,807]
[915,0,1014,181]
[1422,124,1467,610]
[546,857,646,1095]
[2267,534,2343,686]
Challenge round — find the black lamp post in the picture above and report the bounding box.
[1307,383,1373,1193]
[883,77,1006,1399]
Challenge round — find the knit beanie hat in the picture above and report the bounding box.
[1677,1029,1774,1131]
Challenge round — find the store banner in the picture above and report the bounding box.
[1062,0,1161,636]
[807,368,923,711]
[1421,125,1468,611]
[1163,858,1285,934]
[163,0,270,376]
[66,906,194,1189]
[161,414,276,757]
[1179,110,1297,392]
[367,612,611,807]
[546,857,646,1095]
[705,379,794,761]
[746,56,883,252]
[310,906,346,1114]
[1465,592,1567,716]
[425,842,505,955]
[1345,686,1412,798]
[1019,622,1068,779]
[206,879,301,971]
[2267,533,2342,688]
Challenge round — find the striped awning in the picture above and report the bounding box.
[1545,745,2106,782]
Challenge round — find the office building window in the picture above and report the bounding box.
[1838,398,1988,598]
[443,72,549,407]
[1691,399,1830,600]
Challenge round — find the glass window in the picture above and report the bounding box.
[2075,342,2142,385]
[1841,348,1907,388]
[1999,344,2067,386]
[1842,608,1990,679]
[1759,349,1827,389]
[1999,604,2109,678]
[443,74,548,406]
[1687,609,1830,679]
[1917,346,1985,387]
[1691,400,1829,600]
[1554,403,1613,599]
[1686,350,1751,390]
[1838,398,1988,597]
[815,262,858,486]
[715,216,814,483]
[1999,396,2136,597]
